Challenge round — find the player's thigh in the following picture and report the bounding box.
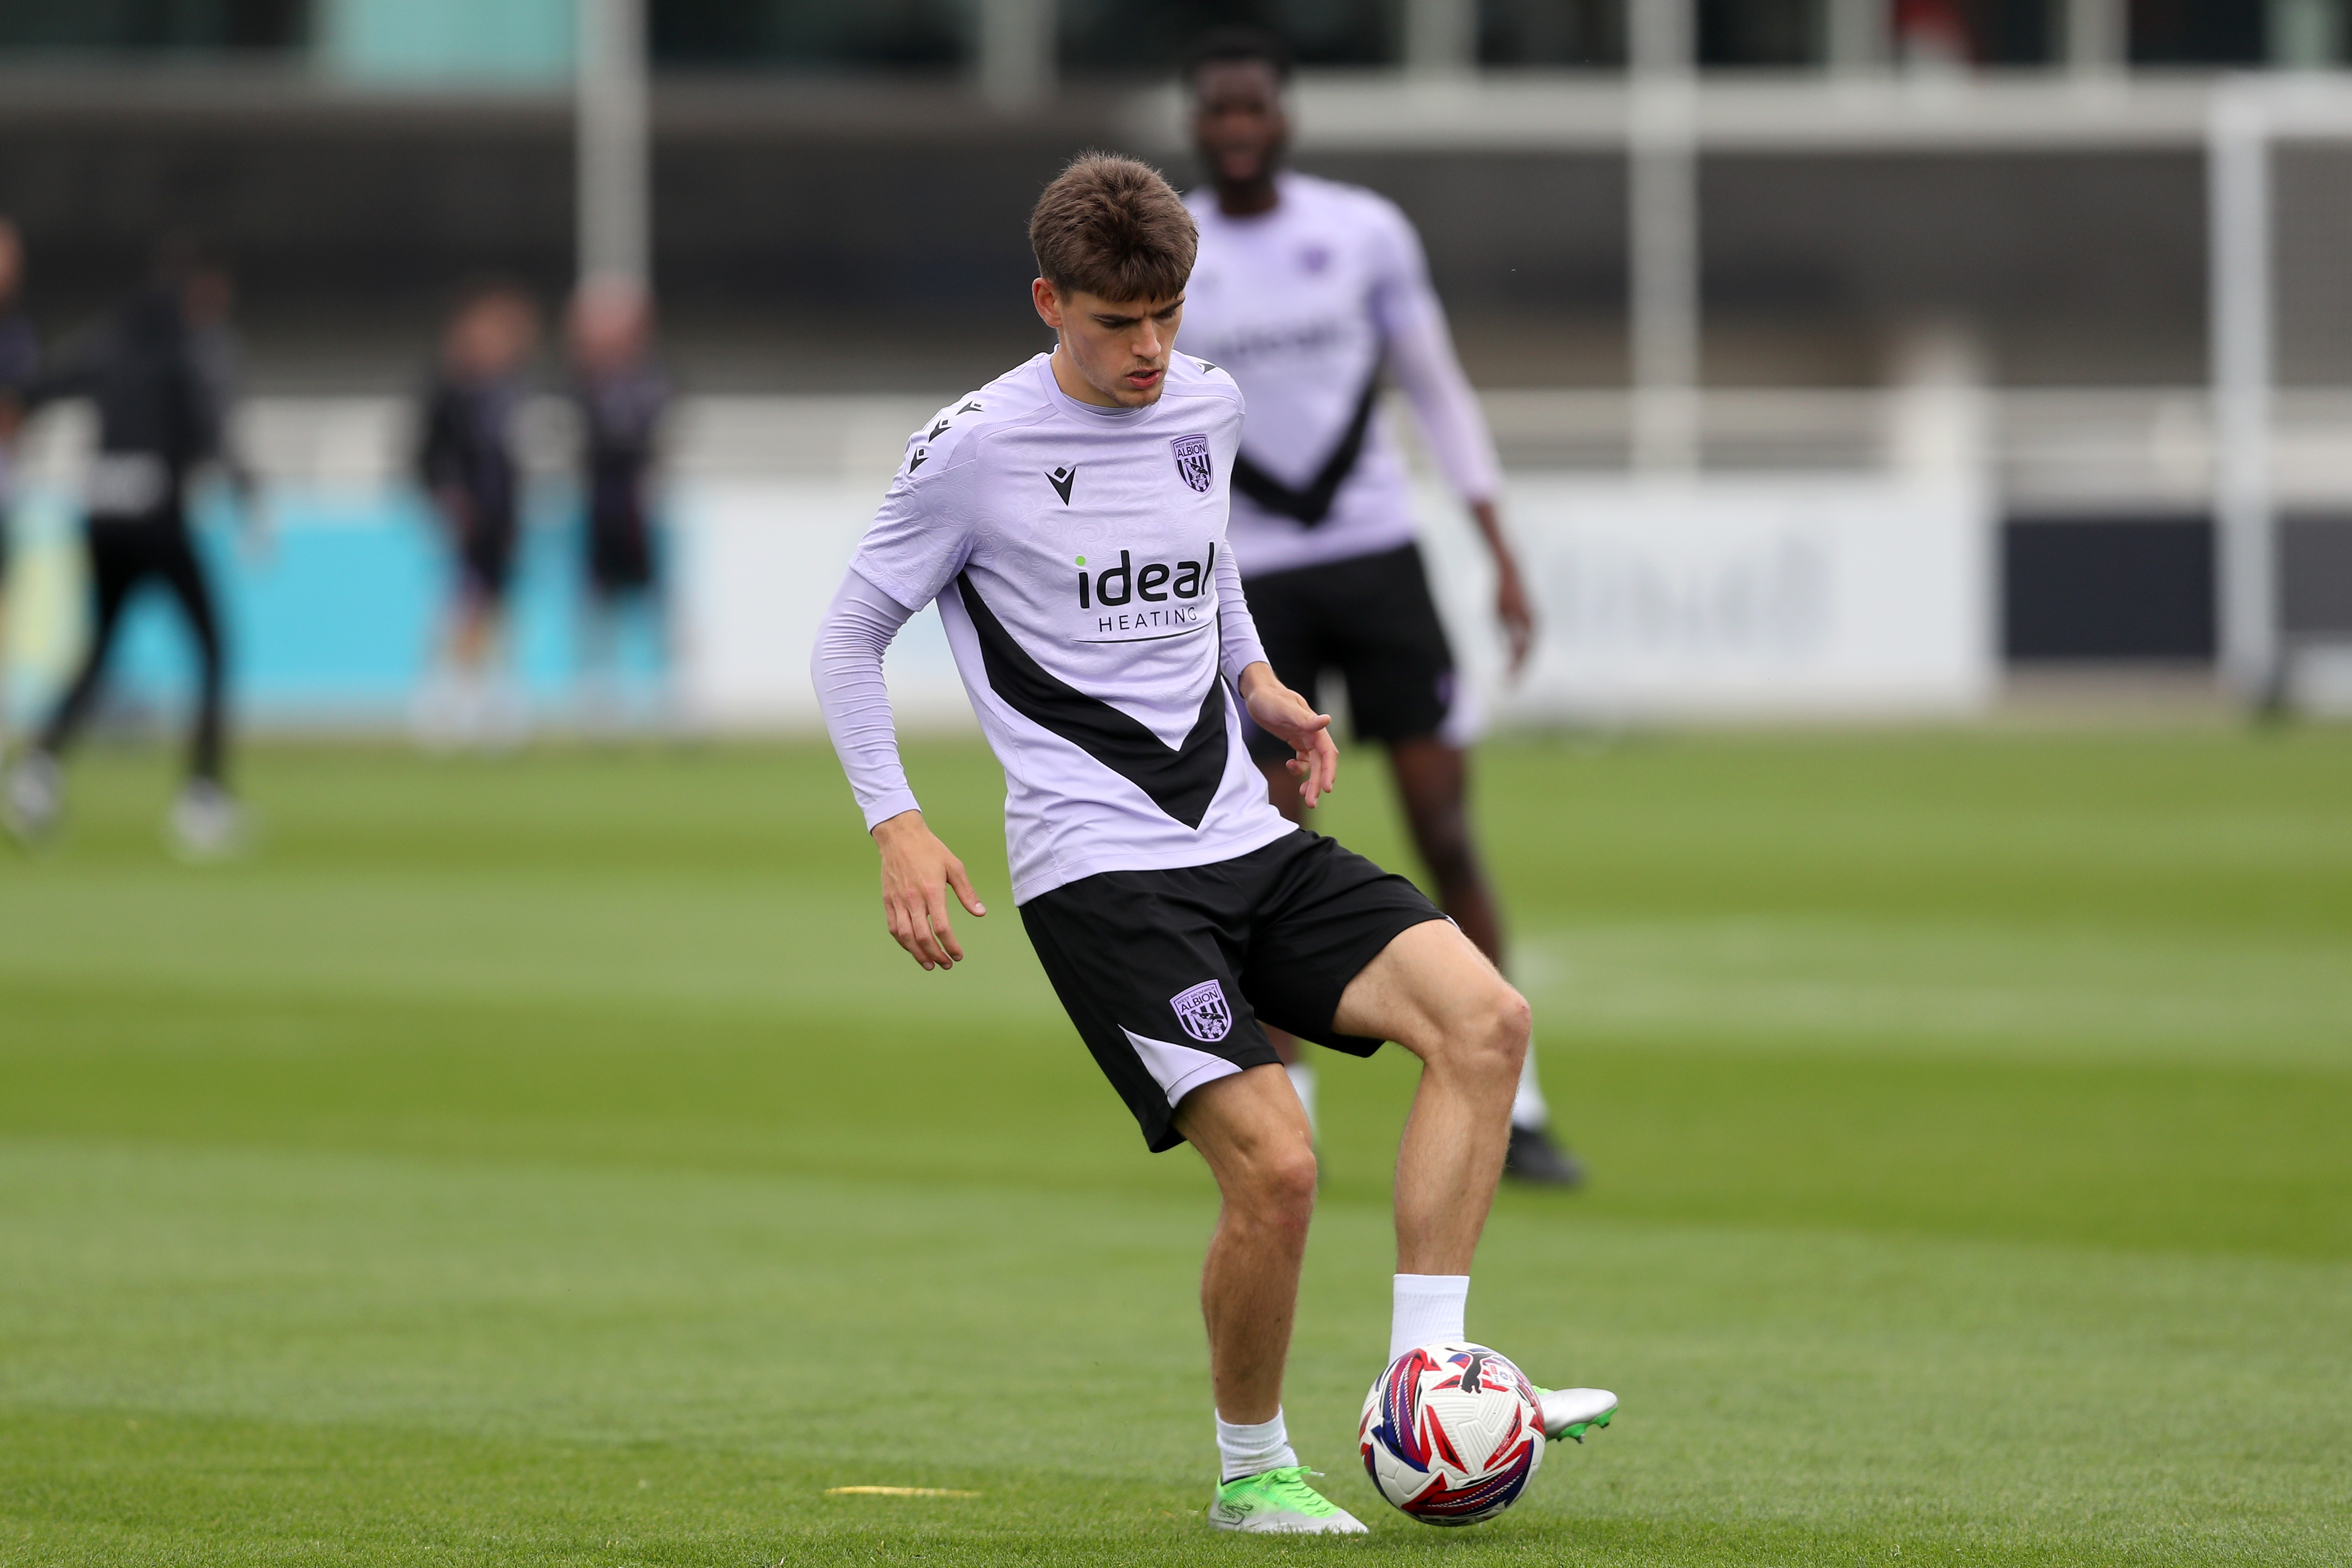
[1020,869,1277,1155]
[1331,918,1527,1074]
[1239,834,1445,1053]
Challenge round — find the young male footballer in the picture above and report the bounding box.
[812,154,1613,1534]
[1179,29,1581,1186]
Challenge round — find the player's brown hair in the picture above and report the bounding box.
[1029,153,1197,304]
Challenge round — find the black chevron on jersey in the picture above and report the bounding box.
[954,572,1227,829]
[1229,362,1381,528]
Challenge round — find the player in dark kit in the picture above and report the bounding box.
[0,219,37,759]
[1181,30,1584,1186]
[565,276,668,715]
[1,254,246,856]
[812,154,1614,1532]
[414,284,537,745]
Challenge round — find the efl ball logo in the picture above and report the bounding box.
[1359,1341,1545,1526]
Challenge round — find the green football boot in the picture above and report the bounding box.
[1536,1386,1618,1443]
[1208,1466,1369,1534]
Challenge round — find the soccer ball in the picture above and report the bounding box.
[1358,1340,1545,1525]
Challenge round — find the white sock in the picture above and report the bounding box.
[1284,1061,1318,1139]
[1390,1273,1470,1362]
[1215,1408,1299,1482]
[1511,1046,1549,1131]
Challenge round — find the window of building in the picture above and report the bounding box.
[2130,0,2272,64]
[651,0,966,70]
[1698,0,1818,65]
[1059,0,1397,74]
[1480,0,1623,66]
[0,0,307,53]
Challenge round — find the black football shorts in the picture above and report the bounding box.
[1019,829,1446,1153]
[455,509,520,605]
[1240,541,1459,765]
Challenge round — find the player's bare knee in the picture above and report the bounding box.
[1265,1143,1319,1217]
[1408,979,1525,1091]
[1458,982,1530,1086]
[1226,1144,1317,1237]
[1198,1098,1317,1208]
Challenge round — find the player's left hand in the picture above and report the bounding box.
[1239,663,1338,809]
[1470,500,1537,679]
[1494,555,1535,678]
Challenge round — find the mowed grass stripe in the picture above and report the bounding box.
[2,1139,2344,1563]
[1520,919,2352,1069]
[7,968,2347,1259]
[2,733,2348,1563]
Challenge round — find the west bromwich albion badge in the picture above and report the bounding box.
[1169,979,1232,1042]
[1170,434,1214,494]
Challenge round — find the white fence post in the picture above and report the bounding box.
[2209,81,2278,700]
[978,0,1056,112]
[1628,0,1699,473]
[576,0,649,288]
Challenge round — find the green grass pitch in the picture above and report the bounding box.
[2,727,2348,1565]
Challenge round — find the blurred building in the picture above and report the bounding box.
[3,1,2351,707]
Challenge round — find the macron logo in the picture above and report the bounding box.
[1045,465,1076,505]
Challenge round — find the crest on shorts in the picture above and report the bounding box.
[1170,433,1215,494]
[1169,979,1232,1043]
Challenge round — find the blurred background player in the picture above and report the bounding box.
[566,275,669,726]
[414,282,538,748]
[1179,29,1582,1186]
[1,244,247,856]
[0,218,35,759]
[181,256,260,532]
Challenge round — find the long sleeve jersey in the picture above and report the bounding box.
[415,371,523,530]
[810,352,1289,904]
[1181,172,1504,579]
[23,288,215,521]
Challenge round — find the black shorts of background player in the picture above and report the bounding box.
[1185,32,1580,1185]
[414,284,537,743]
[2,249,247,857]
[565,277,669,714]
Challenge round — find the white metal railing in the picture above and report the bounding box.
[8,388,2328,510]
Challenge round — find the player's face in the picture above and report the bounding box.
[569,281,649,374]
[1033,281,1184,408]
[1190,61,1287,188]
[452,294,538,379]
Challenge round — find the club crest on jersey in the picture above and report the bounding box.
[1169,979,1232,1043]
[1170,434,1214,494]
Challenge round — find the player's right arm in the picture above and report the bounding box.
[811,569,988,972]
[813,403,990,971]
[1367,198,1535,675]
